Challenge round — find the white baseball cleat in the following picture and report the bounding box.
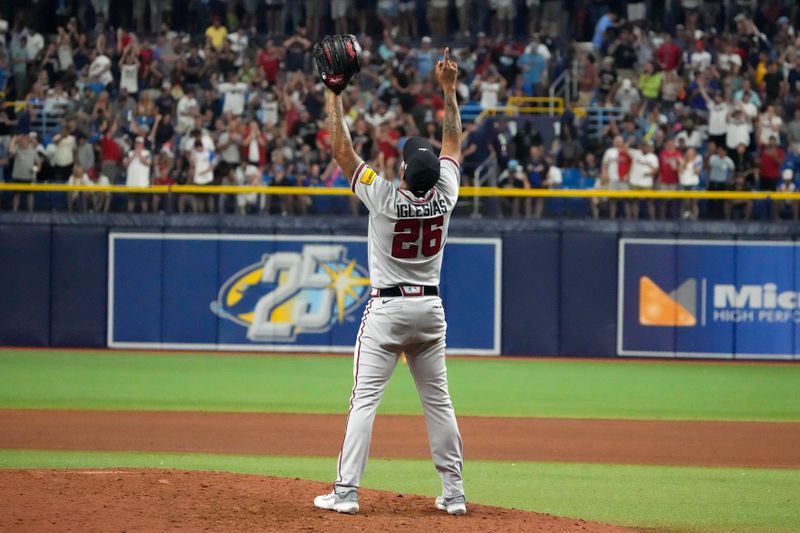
[314,488,360,514]
[435,495,467,515]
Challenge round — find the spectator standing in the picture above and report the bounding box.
[10,35,28,99]
[658,138,682,218]
[217,73,249,116]
[725,172,753,220]
[774,169,799,221]
[151,150,175,213]
[628,141,659,219]
[679,147,702,219]
[119,46,140,96]
[596,57,618,105]
[189,139,216,213]
[50,125,77,182]
[725,108,751,158]
[706,143,735,218]
[89,171,112,213]
[517,42,547,96]
[757,105,783,147]
[656,33,681,72]
[233,159,261,214]
[601,135,631,219]
[759,136,785,192]
[258,42,282,85]
[701,84,729,148]
[638,62,662,108]
[88,49,114,90]
[176,87,200,134]
[9,134,40,212]
[124,136,152,212]
[76,133,95,174]
[577,54,598,106]
[614,78,641,113]
[99,122,124,184]
[283,29,311,73]
[787,109,800,157]
[66,164,91,212]
[205,17,229,50]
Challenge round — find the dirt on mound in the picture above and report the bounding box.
[0,469,640,532]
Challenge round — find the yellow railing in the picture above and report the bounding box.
[2,183,800,200]
[475,96,565,123]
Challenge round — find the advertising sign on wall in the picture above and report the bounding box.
[109,233,501,354]
[618,238,800,360]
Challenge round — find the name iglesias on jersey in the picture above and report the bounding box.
[395,197,448,219]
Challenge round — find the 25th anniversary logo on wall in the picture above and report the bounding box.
[108,233,501,354]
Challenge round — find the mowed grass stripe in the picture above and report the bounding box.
[0,449,797,532]
[0,350,799,421]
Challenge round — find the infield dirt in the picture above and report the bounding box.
[1,409,799,468]
[2,409,799,532]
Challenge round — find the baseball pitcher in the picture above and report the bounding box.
[311,35,466,516]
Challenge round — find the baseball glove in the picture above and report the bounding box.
[313,34,363,95]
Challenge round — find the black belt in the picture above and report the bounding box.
[371,285,439,298]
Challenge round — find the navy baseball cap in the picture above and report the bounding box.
[402,137,440,196]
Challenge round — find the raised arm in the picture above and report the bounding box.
[325,91,362,180]
[436,48,461,160]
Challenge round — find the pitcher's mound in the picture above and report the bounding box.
[0,469,639,532]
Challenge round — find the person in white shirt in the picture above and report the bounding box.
[232,160,261,214]
[701,84,730,147]
[775,169,798,220]
[66,163,92,212]
[124,136,152,212]
[601,135,630,219]
[228,28,249,67]
[91,173,112,213]
[189,139,216,212]
[688,40,712,75]
[89,52,114,87]
[717,43,742,73]
[679,147,702,219]
[119,47,140,95]
[51,126,77,181]
[217,73,249,116]
[739,92,758,124]
[757,105,783,147]
[627,141,659,219]
[176,88,199,134]
[24,30,45,61]
[614,78,641,113]
[725,108,751,153]
[675,121,703,149]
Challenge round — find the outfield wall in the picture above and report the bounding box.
[1,213,799,360]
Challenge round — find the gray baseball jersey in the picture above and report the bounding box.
[331,155,465,500]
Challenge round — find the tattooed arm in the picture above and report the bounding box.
[436,47,461,160]
[325,91,362,181]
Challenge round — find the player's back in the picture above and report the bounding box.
[350,156,460,288]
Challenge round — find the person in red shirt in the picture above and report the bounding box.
[258,41,281,85]
[758,136,785,191]
[656,33,681,72]
[658,139,683,218]
[99,120,124,183]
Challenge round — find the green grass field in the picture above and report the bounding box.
[1,349,799,532]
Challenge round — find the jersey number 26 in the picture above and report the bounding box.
[391,215,444,259]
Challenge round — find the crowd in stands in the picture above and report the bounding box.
[0,1,798,220]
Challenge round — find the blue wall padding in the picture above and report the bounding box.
[559,231,618,357]
[0,225,52,345]
[50,226,108,346]
[502,232,560,355]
